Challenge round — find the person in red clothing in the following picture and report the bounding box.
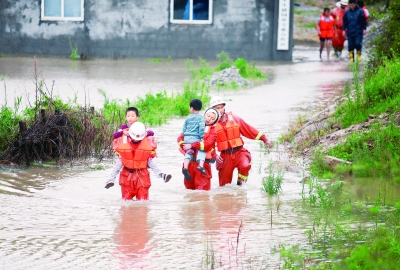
[331,0,348,57]
[357,1,369,23]
[315,7,335,60]
[210,96,272,187]
[105,107,171,189]
[177,107,219,190]
[114,122,157,200]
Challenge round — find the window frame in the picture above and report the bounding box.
[170,0,213,24]
[41,0,84,21]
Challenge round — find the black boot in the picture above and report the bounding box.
[182,168,192,180]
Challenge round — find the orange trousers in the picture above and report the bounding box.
[183,161,212,190]
[216,148,252,186]
[119,167,151,200]
[332,28,345,50]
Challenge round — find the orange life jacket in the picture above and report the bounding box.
[112,128,128,151]
[332,8,345,28]
[318,15,334,38]
[115,136,156,169]
[215,112,244,151]
[179,126,213,159]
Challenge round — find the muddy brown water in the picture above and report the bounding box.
[0,49,352,269]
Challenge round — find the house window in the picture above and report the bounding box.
[41,0,84,21]
[170,0,212,24]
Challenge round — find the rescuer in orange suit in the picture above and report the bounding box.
[210,96,272,187]
[114,122,157,200]
[177,107,220,190]
[331,0,348,57]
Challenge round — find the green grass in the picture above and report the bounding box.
[186,51,266,84]
[369,0,400,67]
[277,174,400,269]
[261,162,284,195]
[326,122,400,178]
[99,80,210,126]
[149,58,163,63]
[68,37,79,60]
[294,9,320,15]
[0,105,22,153]
[317,56,400,178]
[336,59,400,128]
[280,4,400,268]
[148,56,173,63]
[300,22,317,29]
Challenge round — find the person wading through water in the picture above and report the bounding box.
[315,7,335,61]
[210,96,272,187]
[331,0,348,57]
[343,0,367,62]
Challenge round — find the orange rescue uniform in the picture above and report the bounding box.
[331,7,346,51]
[214,112,267,186]
[115,135,157,200]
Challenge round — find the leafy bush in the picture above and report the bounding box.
[0,106,21,154]
[187,51,266,82]
[364,57,400,105]
[370,0,400,67]
[215,51,233,71]
[185,58,214,81]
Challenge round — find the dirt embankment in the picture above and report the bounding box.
[278,92,400,177]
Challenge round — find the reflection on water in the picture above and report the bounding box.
[0,51,354,269]
[114,205,150,269]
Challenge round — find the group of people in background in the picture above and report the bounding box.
[105,96,272,201]
[316,0,368,62]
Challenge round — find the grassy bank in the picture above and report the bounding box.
[309,58,400,180]
[278,1,400,268]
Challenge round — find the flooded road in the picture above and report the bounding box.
[0,49,352,269]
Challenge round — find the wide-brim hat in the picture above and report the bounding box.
[340,0,348,5]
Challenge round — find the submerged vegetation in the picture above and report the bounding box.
[68,37,79,60]
[278,176,400,269]
[262,162,284,195]
[185,51,266,81]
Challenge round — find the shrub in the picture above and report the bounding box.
[261,162,284,195]
[370,0,400,67]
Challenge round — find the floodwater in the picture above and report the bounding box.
[0,48,353,269]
